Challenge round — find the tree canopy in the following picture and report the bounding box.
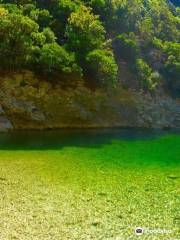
[0,0,179,93]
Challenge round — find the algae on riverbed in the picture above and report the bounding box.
[0,130,179,239]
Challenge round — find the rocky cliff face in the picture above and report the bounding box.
[0,72,179,132]
[0,104,13,132]
[136,93,180,128]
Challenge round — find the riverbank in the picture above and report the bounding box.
[0,71,179,132]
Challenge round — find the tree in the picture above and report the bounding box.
[0,7,40,69]
[153,38,180,95]
[65,5,105,64]
[29,8,52,29]
[0,0,179,91]
[137,17,154,42]
[114,33,140,63]
[39,43,82,76]
[86,49,118,87]
[43,27,56,43]
[136,58,160,90]
[43,0,79,42]
[84,0,117,31]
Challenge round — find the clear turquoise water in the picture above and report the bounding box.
[0,129,179,239]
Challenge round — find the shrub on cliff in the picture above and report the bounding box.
[86,49,118,87]
[0,0,179,93]
[114,33,140,63]
[38,43,82,76]
[136,59,161,90]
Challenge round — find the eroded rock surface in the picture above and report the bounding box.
[0,72,179,131]
[0,105,13,132]
[136,93,180,128]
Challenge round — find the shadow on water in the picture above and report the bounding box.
[0,128,179,150]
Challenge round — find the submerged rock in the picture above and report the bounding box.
[167,175,180,180]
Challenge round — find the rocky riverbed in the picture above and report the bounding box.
[0,131,179,240]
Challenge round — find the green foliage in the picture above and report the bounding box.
[39,43,82,76]
[43,0,79,41]
[153,39,180,76]
[86,49,118,87]
[136,59,160,90]
[66,5,105,63]
[153,38,180,95]
[43,27,56,43]
[1,3,22,13]
[85,0,116,30]
[22,4,36,15]
[114,33,140,63]
[29,8,52,29]
[0,7,39,69]
[137,17,154,42]
[0,0,179,92]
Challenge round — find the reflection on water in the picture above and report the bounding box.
[0,128,179,150]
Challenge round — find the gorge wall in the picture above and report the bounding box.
[0,72,179,132]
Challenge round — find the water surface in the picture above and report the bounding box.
[0,129,179,239]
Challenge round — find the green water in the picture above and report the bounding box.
[0,129,179,240]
